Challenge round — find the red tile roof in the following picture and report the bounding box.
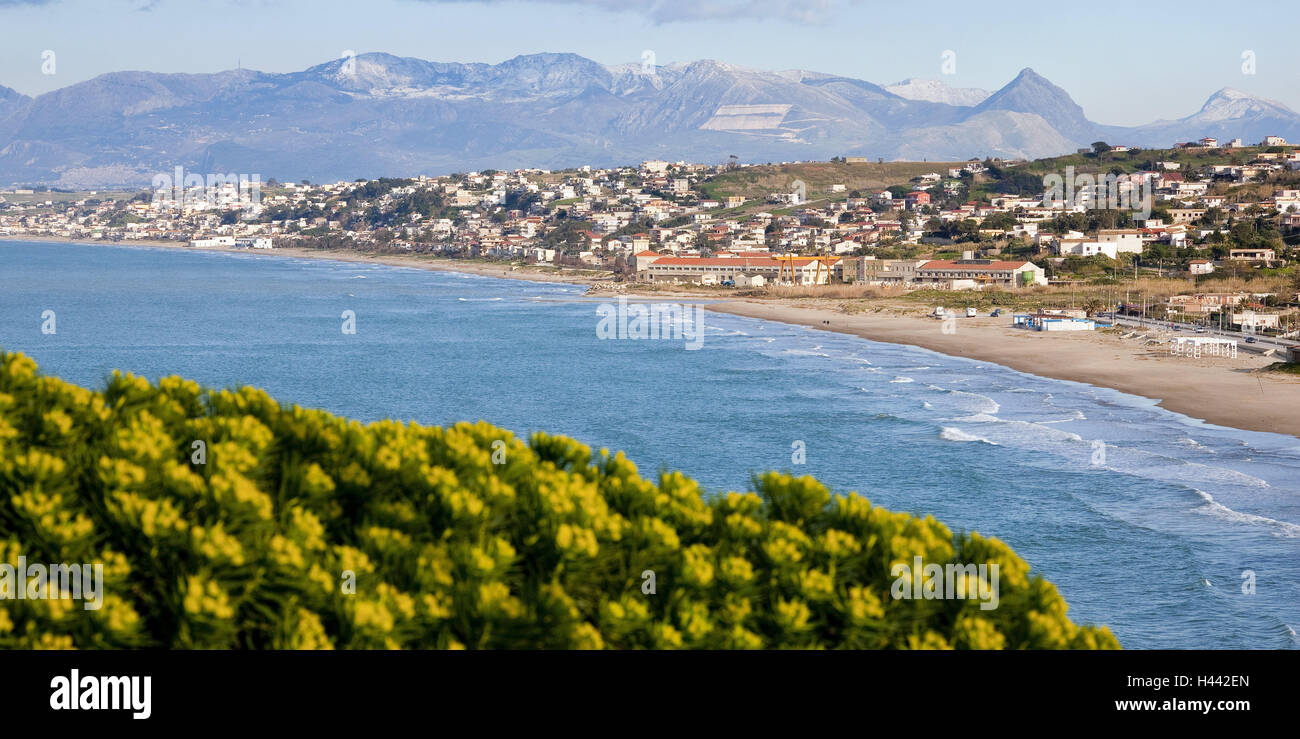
[919,260,1035,271]
[651,257,782,267]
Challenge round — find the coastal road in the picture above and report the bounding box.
[1100,313,1298,357]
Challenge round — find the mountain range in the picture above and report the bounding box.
[1,52,1298,188]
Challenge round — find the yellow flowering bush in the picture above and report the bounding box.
[0,352,1119,649]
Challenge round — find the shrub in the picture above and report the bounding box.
[0,352,1118,649]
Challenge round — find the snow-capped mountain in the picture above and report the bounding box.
[885,78,991,106]
[0,53,1296,187]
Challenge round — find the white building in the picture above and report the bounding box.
[1057,239,1117,259]
[1096,229,1144,254]
[189,235,235,248]
[1233,311,1280,330]
[914,259,1048,289]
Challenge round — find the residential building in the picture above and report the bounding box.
[1228,248,1275,261]
[1096,228,1145,253]
[914,259,1047,289]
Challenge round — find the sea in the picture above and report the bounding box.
[2,239,1297,649]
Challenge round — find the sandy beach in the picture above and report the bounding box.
[706,300,1300,438]
[7,236,1298,438]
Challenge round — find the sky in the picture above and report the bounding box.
[0,0,1296,126]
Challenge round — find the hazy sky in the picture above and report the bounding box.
[0,0,1295,126]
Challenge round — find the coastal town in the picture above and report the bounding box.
[3,137,1299,352]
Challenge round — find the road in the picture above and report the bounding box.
[1099,313,1297,357]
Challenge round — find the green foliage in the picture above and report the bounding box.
[0,353,1119,650]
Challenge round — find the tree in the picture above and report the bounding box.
[0,351,1123,650]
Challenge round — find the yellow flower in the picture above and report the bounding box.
[820,528,862,558]
[193,523,245,566]
[724,512,763,538]
[798,569,834,601]
[845,586,884,624]
[43,409,73,437]
[774,598,812,634]
[570,623,604,650]
[652,623,684,649]
[477,582,523,620]
[679,545,715,588]
[556,523,598,558]
[720,624,763,650]
[183,576,234,619]
[719,556,754,585]
[421,593,452,620]
[354,600,395,632]
[270,535,305,570]
[905,631,953,650]
[294,609,333,650]
[762,537,802,568]
[954,615,1006,650]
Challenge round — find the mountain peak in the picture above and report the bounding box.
[974,68,1092,141]
[1191,86,1295,123]
[1207,87,1249,100]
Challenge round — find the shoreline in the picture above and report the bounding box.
[0,235,606,286]
[8,236,1300,438]
[705,301,1300,439]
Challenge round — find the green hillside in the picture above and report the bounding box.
[699,160,967,202]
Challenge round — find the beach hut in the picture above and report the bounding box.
[1013,313,1095,331]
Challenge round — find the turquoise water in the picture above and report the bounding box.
[2,240,1298,649]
